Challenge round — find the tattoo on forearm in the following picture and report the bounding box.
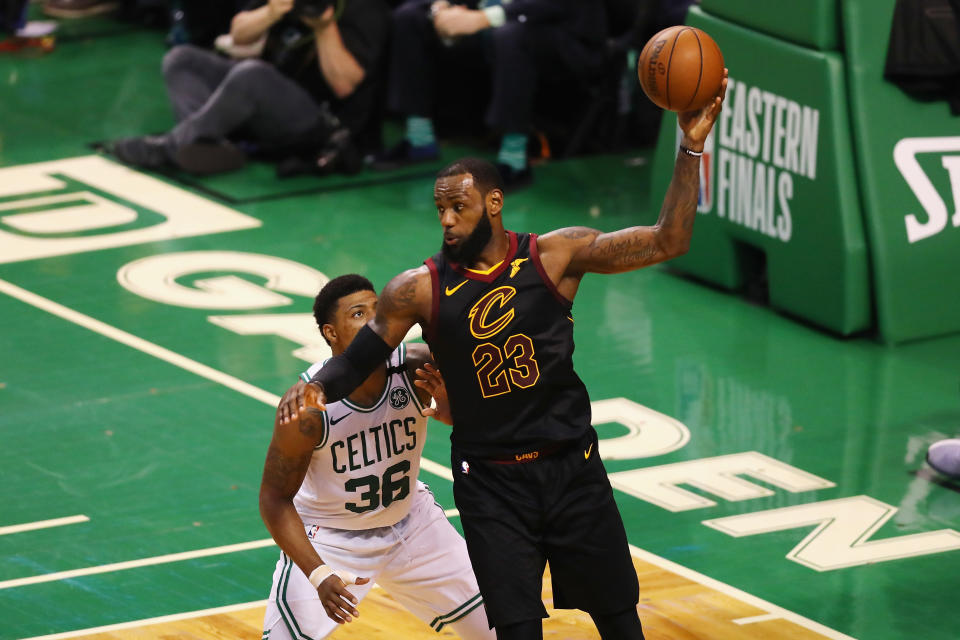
[658,152,700,236]
[578,151,699,273]
[592,232,660,268]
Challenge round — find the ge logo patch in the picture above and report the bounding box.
[389,387,410,410]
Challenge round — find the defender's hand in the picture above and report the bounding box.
[317,574,371,624]
[678,68,728,150]
[414,363,453,425]
[277,380,328,425]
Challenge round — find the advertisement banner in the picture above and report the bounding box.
[700,0,840,51]
[844,0,960,343]
[650,7,870,336]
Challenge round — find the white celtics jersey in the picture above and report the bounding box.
[294,344,429,530]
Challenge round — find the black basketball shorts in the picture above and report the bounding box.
[451,428,640,629]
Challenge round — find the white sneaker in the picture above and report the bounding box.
[927,439,960,479]
[15,21,57,37]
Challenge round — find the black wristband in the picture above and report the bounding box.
[309,325,393,402]
[679,145,703,158]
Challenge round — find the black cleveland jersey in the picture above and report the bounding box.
[424,231,592,456]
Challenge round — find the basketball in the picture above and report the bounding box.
[637,26,724,112]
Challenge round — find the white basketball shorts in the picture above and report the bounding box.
[263,481,493,639]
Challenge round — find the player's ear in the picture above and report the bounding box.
[321,323,337,346]
[486,188,503,216]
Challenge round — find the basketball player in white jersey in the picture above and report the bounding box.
[260,274,494,639]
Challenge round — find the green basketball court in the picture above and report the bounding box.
[1,12,959,640]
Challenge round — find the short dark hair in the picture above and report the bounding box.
[312,274,375,344]
[436,157,504,196]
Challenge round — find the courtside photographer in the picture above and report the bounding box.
[108,0,390,177]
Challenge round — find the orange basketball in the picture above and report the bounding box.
[637,26,724,112]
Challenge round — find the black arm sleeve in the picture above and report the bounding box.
[308,325,393,402]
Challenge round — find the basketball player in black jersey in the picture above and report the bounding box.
[277,71,728,640]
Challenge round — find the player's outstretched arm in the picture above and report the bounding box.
[540,70,728,281]
[262,387,370,624]
[370,265,433,346]
[278,267,432,424]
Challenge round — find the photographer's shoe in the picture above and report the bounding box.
[108,135,173,169]
[174,139,246,175]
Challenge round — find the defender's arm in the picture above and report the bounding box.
[261,387,367,623]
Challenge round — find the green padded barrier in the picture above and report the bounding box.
[650,7,870,336]
[844,0,960,343]
[700,0,840,51]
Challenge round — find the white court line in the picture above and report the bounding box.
[0,277,454,580]
[420,458,453,481]
[0,278,279,407]
[0,539,276,590]
[733,613,783,625]
[18,600,268,640]
[0,515,89,536]
[18,546,855,640]
[629,545,856,640]
[1,278,854,640]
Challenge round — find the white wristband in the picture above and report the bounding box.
[308,564,360,588]
[308,564,334,588]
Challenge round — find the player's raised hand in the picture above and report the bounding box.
[277,380,328,425]
[678,68,728,148]
[316,571,371,624]
[414,362,453,425]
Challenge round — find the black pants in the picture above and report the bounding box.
[162,45,330,153]
[452,429,640,629]
[386,0,602,132]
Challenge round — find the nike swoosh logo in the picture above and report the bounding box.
[445,280,468,296]
[584,443,593,460]
[329,413,351,425]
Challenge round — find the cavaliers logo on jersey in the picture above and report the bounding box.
[468,286,516,339]
[389,387,410,410]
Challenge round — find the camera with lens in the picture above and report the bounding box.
[293,0,337,18]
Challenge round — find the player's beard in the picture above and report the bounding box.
[442,207,492,266]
